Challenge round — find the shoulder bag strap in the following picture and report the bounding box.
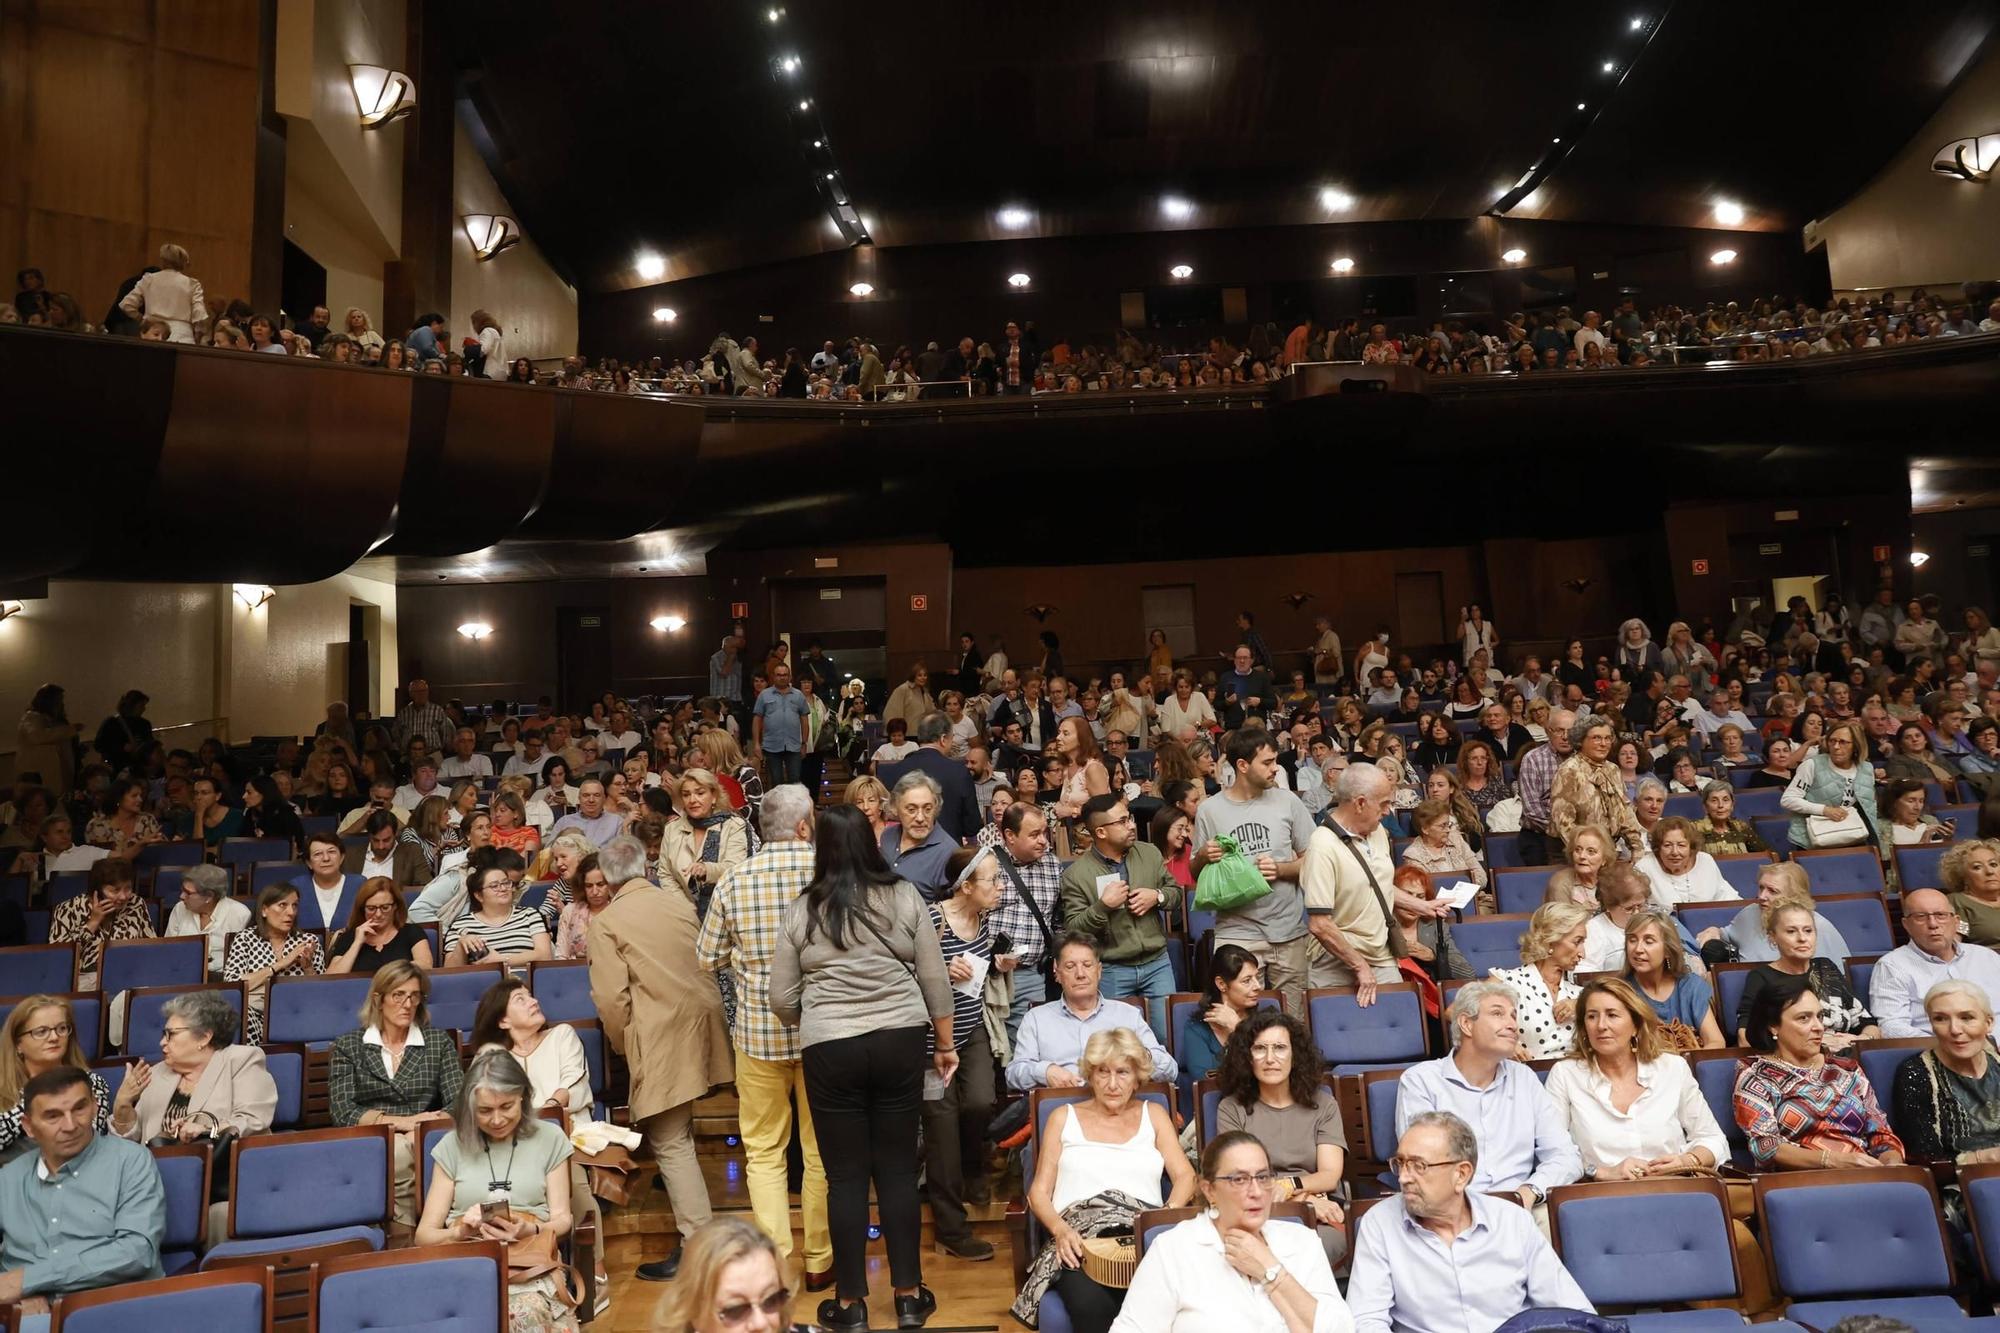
[999,857,1058,954]
[1326,818,1410,959]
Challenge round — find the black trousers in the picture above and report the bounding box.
[1518,825,1560,867]
[921,1025,995,1243]
[804,1024,927,1300]
[1053,1269,1125,1333]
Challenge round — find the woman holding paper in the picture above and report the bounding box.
[923,845,1005,1262]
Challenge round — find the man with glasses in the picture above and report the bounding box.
[1301,764,1445,1002]
[164,862,249,973]
[1061,794,1179,1041]
[1870,888,2000,1037]
[1004,934,1175,1091]
[1348,1110,1591,1333]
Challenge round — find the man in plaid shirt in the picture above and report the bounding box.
[988,803,1063,1044]
[1514,708,1575,866]
[391,678,454,757]
[695,784,831,1285]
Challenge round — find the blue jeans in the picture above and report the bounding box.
[1101,951,1175,1043]
[763,749,803,785]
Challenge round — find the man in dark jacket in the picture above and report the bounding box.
[901,712,982,843]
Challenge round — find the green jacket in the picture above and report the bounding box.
[1059,841,1180,965]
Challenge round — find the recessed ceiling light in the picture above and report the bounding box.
[998,206,1031,229]
[1502,248,1527,263]
[824,172,834,180]
[1629,15,1645,28]
[1552,137,1561,143]
[1169,264,1193,279]
[1318,187,1353,212]
[1713,200,1745,225]
[1330,257,1354,273]
[652,307,677,322]
[1576,101,1586,110]
[849,282,873,297]
[781,56,799,72]
[798,99,809,111]
[1709,249,1737,265]
[1160,195,1193,221]
[1602,60,1616,73]
[766,7,780,21]
[635,253,665,280]
[1008,272,1031,288]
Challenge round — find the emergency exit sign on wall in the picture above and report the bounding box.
[910,594,928,612]
[730,602,748,618]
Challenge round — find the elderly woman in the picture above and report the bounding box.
[1550,716,1648,859]
[397,794,456,885]
[0,994,112,1160]
[1719,862,1852,965]
[1488,902,1590,1059]
[1402,796,1485,896]
[1732,898,1877,1050]
[1615,619,1666,678]
[1391,865,1473,983]
[661,767,749,908]
[1697,782,1768,856]
[1580,865,1653,975]
[116,243,207,342]
[223,881,326,1044]
[842,774,891,839]
[443,859,552,965]
[1636,816,1740,912]
[1111,1129,1347,1333]
[330,961,465,1225]
[1881,778,1951,853]
[528,829,594,924]
[554,853,616,960]
[84,778,163,857]
[1632,776,1669,848]
[1892,979,2000,1167]
[879,770,956,896]
[111,989,275,1145]
[164,862,251,974]
[1213,1011,1348,1264]
[1015,1025,1195,1333]
[1734,974,1904,1170]
[328,875,434,974]
[416,1050,577,1331]
[923,846,1006,1261]
[1781,717,1878,851]
[1622,911,1725,1050]
[1944,839,2000,947]
[1545,824,1613,909]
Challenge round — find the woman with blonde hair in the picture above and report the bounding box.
[118,242,207,342]
[1,994,116,1158]
[1488,901,1590,1058]
[1546,824,1614,908]
[843,774,891,838]
[663,1216,801,1333]
[695,728,763,824]
[662,768,748,907]
[343,306,384,356]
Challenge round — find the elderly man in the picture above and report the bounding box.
[1476,701,1535,763]
[550,777,622,845]
[751,662,813,788]
[879,772,957,896]
[1348,1111,1592,1333]
[1693,692,1753,740]
[589,836,733,1281]
[1218,645,1274,730]
[1302,764,1446,1000]
[391,756,444,815]
[436,727,493,782]
[1550,715,1647,860]
[1195,728,1317,1012]
[1870,889,2000,1038]
[0,1066,166,1317]
[695,787,831,1288]
[392,677,453,756]
[900,712,982,843]
[1062,794,1179,1039]
[1005,933,1176,1091]
[990,803,1064,1041]
[1397,982,1582,1220]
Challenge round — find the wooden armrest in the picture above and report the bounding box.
[1007,1201,1031,1291]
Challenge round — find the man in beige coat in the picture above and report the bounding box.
[587,835,733,1281]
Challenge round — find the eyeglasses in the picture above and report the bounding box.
[716,1290,792,1326]
[384,990,423,1006]
[1250,1045,1291,1061]
[1906,911,1958,924]
[1211,1170,1276,1190]
[364,901,397,915]
[161,1026,192,1040]
[1389,1156,1466,1177]
[22,1023,72,1041]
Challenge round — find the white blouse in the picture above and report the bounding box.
[1542,1055,1728,1175]
[1581,913,1630,975]
[1635,851,1741,913]
[1486,964,1580,1059]
[1111,1212,1352,1333]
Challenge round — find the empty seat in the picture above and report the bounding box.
[1813,893,1894,955]
[1756,1167,1962,1327]
[1793,849,1885,896]
[46,872,92,906]
[1729,788,1784,818]
[1686,1049,1752,1170]
[217,839,292,877]
[1664,794,1705,821]
[1893,845,1948,891]
[426,964,505,1034]
[0,873,28,910]
[1305,984,1426,1073]
[1492,867,1556,915]
[48,1265,272,1333]
[249,861,309,896]
[1848,956,1879,1009]
[150,1143,213,1277]
[203,1125,394,1271]
[528,959,595,1023]
[309,1243,505,1333]
[264,1043,306,1129]
[100,936,206,999]
[1960,1162,2000,1290]
[1711,964,1756,1037]
[135,841,205,871]
[1674,902,1741,940]
[1549,1177,1741,1310]
[264,974,373,1046]
[1448,914,1534,976]
[1713,854,1774,896]
[0,942,77,994]
[1485,833,1525,868]
[1750,817,1793,857]
[571,1018,608,1110]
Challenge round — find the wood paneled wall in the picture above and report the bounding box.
[0,0,261,323]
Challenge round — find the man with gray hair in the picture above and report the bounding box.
[1515,707,1576,866]
[694,786,832,1285]
[881,770,957,895]
[164,862,250,974]
[1349,1109,1592,1333]
[1300,762,1448,1000]
[899,711,982,842]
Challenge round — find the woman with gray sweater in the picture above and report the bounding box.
[772,803,956,1332]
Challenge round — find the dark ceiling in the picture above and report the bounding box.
[450,1,2000,293]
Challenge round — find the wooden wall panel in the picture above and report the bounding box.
[147,50,257,238]
[48,0,153,45]
[155,0,260,68]
[24,209,147,313]
[26,25,150,223]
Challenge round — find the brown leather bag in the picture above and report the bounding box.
[574,1142,638,1206]
[1314,651,1341,676]
[506,1226,583,1311]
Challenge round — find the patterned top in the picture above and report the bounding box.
[48,895,156,976]
[223,929,327,1043]
[1697,818,1768,857]
[1488,964,1580,1059]
[1516,743,1563,832]
[1735,957,1875,1041]
[393,701,455,755]
[1733,1053,1904,1164]
[0,1073,111,1154]
[696,838,816,1061]
[1402,827,1487,890]
[926,902,990,1054]
[329,1025,465,1125]
[83,812,163,848]
[1461,779,1516,822]
[1549,755,1647,858]
[554,900,604,961]
[989,846,1064,968]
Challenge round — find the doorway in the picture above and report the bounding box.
[557,607,614,712]
[773,578,887,706]
[281,239,327,329]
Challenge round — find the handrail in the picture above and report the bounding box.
[0,715,229,760]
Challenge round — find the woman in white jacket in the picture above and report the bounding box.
[119,244,207,343]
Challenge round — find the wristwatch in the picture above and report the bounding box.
[1262,1262,1283,1287]
[1526,1184,1547,1206]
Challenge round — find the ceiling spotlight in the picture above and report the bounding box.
[1910,550,1932,568]
[1552,137,1561,144]
[812,138,823,148]
[652,307,677,322]
[1160,195,1193,221]
[1576,101,1586,110]
[849,282,874,297]
[1318,187,1353,212]
[1007,272,1031,288]
[1713,199,1745,225]
[781,56,799,72]
[1602,60,1616,73]
[1630,15,1645,29]
[456,622,494,640]
[1502,248,1527,263]
[1330,257,1354,273]
[766,7,780,20]
[650,615,687,632]
[798,99,809,111]
[636,253,666,281]
[1709,249,1737,265]
[1169,264,1193,279]
[824,172,834,180]
[998,206,1032,229]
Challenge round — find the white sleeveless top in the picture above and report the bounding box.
[1052,1103,1165,1213]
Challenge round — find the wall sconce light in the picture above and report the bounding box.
[457,621,494,640]
[848,282,874,297]
[462,214,521,262]
[232,583,275,611]
[1169,264,1194,280]
[1330,257,1355,273]
[347,65,416,127]
[1501,247,1527,263]
[1909,550,1932,568]
[1931,134,2000,182]
[650,615,687,632]
[0,601,22,623]
[1709,249,1737,265]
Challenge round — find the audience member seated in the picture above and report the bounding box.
[1945,839,2000,946]
[661,767,748,907]
[1005,933,1177,1091]
[1543,824,1612,909]
[1734,973,1904,1170]
[164,861,250,974]
[1180,943,1264,1082]
[239,774,303,855]
[410,845,523,925]
[1621,910,1725,1050]
[0,996,112,1164]
[1488,902,1590,1060]
[0,1067,166,1318]
[1868,887,2000,1037]
[554,852,616,960]
[342,809,410,878]
[1348,1111,1592,1333]
[111,987,274,1143]
[396,794,457,885]
[529,834,591,926]
[1694,783,1769,857]
[1212,1011,1349,1264]
[83,778,162,858]
[490,790,543,855]
[1390,865,1473,983]
[661,1216,808,1333]
[1110,1129,1348,1333]
[6,807,104,879]
[415,1050,578,1331]
[1401,797,1486,898]
[1781,718,1878,851]
[190,774,245,847]
[1732,898,1877,1048]
[328,874,435,973]
[1579,865,1650,973]
[1880,778,1953,849]
[293,831,364,931]
[1715,862,1851,967]
[1013,1027,1194,1333]
[1395,981,1582,1217]
[1891,979,2000,1166]
[1636,816,1741,912]
[224,881,327,1044]
[329,961,465,1226]
[443,858,553,965]
[49,856,154,990]
[550,776,621,847]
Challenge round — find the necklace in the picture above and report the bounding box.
[483,1136,517,1194]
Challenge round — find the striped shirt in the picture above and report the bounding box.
[696,838,816,1061]
[443,906,548,958]
[393,701,455,755]
[926,903,989,1053]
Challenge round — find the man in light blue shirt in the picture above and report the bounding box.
[1396,980,1582,1208]
[0,1067,165,1315]
[1004,934,1176,1091]
[751,662,813,787]
[1870,889,2000,1037]
[1350,1110,1592,1333]
[549,778,624,846]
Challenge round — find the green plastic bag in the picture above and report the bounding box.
[1193,834,1273,912]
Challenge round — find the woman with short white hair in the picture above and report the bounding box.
[1891,980,2000,1166]
[118,243,208,342]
